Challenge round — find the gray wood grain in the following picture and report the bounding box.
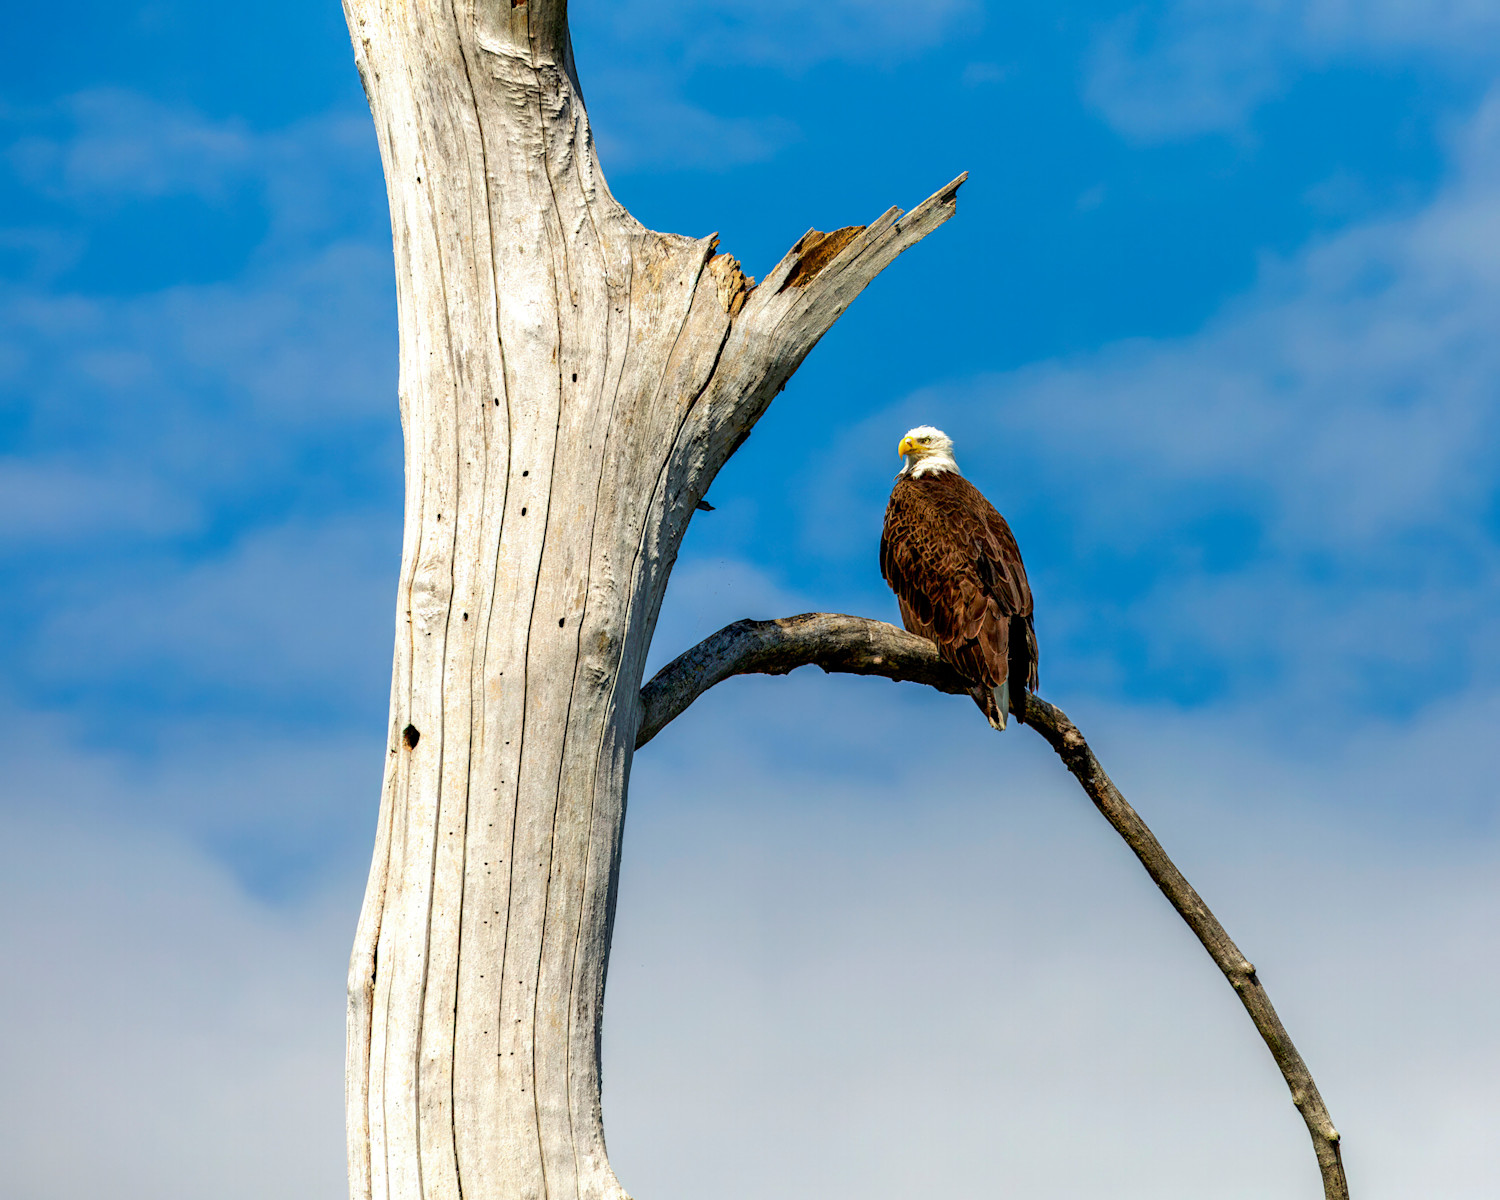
[340,3,962,1197]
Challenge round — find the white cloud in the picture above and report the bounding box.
[574,0,975,173]
[588,0,979,73]
[586,73,797,173]
[0,457,199,542]
[28,517,396,717]
[0,806,351,1200]
[0,90,388,299]
[0,94,394,448]
[0,240,401,715]
[3,48,1497,1200]
[1087,0,1500,140]
[1301,0,1500,55]
[1087,3,1289,141]
[5,89,256,203]
[0,96,399,720]
[646,555,815,676]
[2,90,382,240]
[609,674,1500,1200]
[3,658,1494,1200]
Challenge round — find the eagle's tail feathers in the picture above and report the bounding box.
[990,680,1010,731]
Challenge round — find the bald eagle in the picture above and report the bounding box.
[880,426,1038,730]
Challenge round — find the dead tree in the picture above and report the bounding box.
[340,3,1347,1199]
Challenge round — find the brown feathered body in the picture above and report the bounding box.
[880,470,1038,728]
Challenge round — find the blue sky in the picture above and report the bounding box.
[2,2,1499,1198]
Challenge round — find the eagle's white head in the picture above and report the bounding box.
[898,426,959,478]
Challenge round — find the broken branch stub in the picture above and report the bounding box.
[638,612,1350,1200]
[780,226,867,290]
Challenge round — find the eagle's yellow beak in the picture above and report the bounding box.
[898,435,916,458]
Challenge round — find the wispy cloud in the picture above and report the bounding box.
[0,246,401,719]
[6,89,257,202]
[0,89,387,284]
[28,517,396,721]
[1086,0,1500,140]
[575,0,976,173]
[0,457,198,542]
[585,73,797,173]
[591,0,979,72]
[609,676,1500,1200]
[3,671,1494,1198]
[806,93,1500,719]
[0,29,1496,1196]
[995,102,1500,710]
[0,805,351,1200]
[0,92,399,733]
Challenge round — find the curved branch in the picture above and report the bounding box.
[637,612,1349,1200]
[637,613,967,746]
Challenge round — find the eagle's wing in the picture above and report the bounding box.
[881,474,1037,700]
[973,486,1039,694]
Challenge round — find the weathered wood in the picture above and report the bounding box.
[638,613,1350,1200]
[637,613,969,747]
[340,3,963,1197]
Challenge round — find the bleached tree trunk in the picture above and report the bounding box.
[340,4,961,1198]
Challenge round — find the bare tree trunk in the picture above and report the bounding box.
[340,4,961,1198]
